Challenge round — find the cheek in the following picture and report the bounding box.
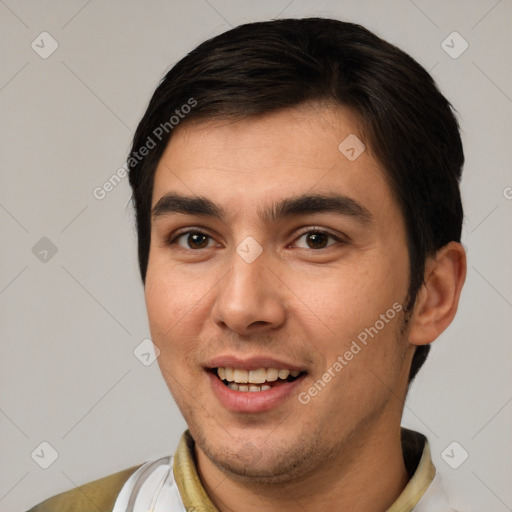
[145,256,207,329]
[298,306,405,425]
[144,262,204,370]
[289,259,406,346]
[145,272,177,337]
[145,271,205,399]
[285,253,408,406]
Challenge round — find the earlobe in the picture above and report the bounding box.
[408,242,467,346]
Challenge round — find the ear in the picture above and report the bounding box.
[408,242,467,346]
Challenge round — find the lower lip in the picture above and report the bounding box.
[207,371,305,413]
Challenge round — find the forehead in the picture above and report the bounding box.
[151,105,397,222]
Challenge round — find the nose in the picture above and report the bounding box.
[210,248,286,336]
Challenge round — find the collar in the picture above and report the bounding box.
[388,428,436,511]
[173,427,436,512]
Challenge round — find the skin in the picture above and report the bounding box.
[144,104,466,511]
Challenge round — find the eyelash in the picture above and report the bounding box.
[166,228,346,250]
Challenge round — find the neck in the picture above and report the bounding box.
[195,422,410,512]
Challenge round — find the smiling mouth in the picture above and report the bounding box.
[211,367,305,392]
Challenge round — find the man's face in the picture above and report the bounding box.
[145,105,414,480]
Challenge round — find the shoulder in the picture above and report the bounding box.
[25,464,143,512]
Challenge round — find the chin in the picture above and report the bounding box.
[196,428,320,484]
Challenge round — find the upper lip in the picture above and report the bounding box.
[205,355,306,372]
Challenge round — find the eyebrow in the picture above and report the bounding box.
[152,192,372,226]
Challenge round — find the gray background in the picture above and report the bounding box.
[1,1,511,511]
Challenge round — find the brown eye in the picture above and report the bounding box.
[294,230,341,250]
[170,231,216,249]
[305,232,329,249]
[187,233,210,249]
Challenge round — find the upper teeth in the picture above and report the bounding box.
[217,367,300,384]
